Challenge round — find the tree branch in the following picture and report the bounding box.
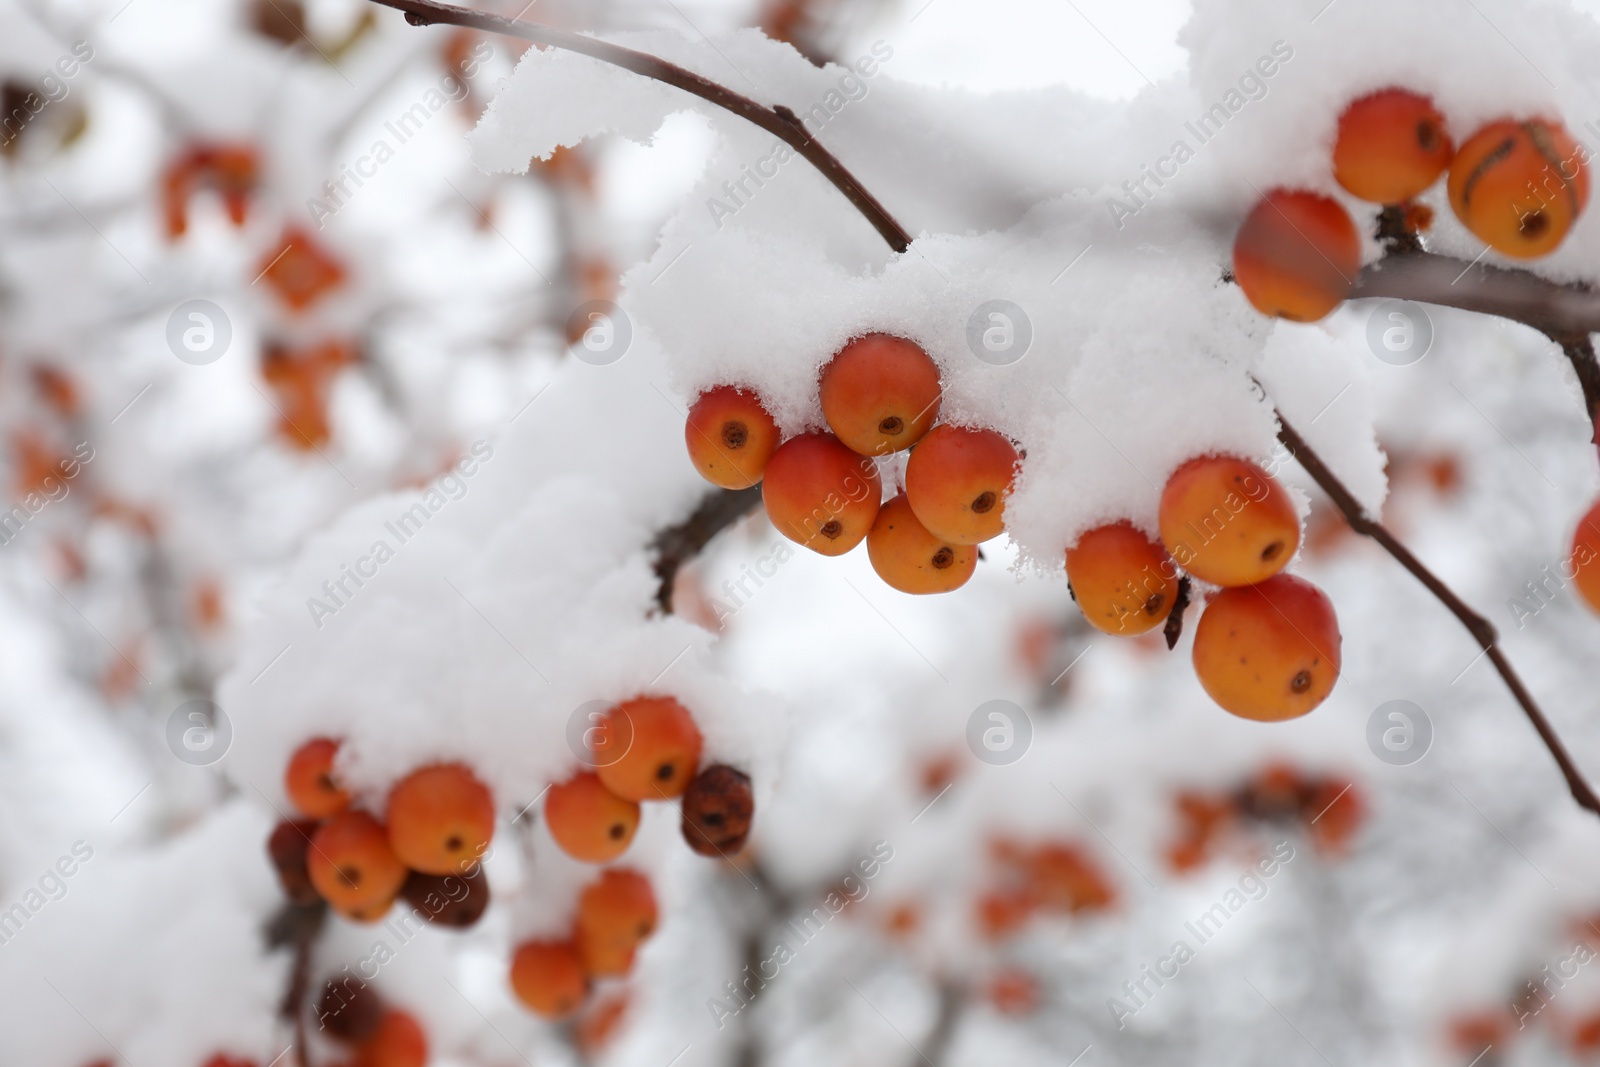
[1353,251,1600,339]
[650,486,764,614]
[363,0,913,252]
[1354,251,1600,453]
[369,0,1600,820]
[1275,412,1600,818]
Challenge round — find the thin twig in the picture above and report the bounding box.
[266,900,328,1067]
[1559,335,1600,457]
[363,0,913,252]
[650,486,764,614]
[1372,204,1424,256]
[1275,412,1600,817]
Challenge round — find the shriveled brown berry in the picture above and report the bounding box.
[400,867,491,929]
[680,764,754,857]
[267,818,321,906]
[316,976,383,1043]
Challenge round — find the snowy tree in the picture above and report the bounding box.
[4,1,1600,1066]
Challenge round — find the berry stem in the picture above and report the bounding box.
[265,899,327,1067]
[1274,411,1600,818]
[1163,575,1192,651]
[1372,204,1424,256]
[362,0,914,253]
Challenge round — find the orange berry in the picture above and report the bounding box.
[684,386,780,489]
[285,737,349,819]
[1571,1010,1600,1053]
[594,696,703,801]
[546,773,640,863]
[904,425,1018,544]
[987,968,1039,1016]
[259,227,347,312]
[974,889,1033,940]
[385,763,495,876]
[1025,843,1116,914]
[1191,574,1341,722]
[818,333,942,456]
[1569,498,1600,614]
[308,812,408,922]
[510,939,589,1020]
[1447,1011,1510,1054]
[576,869,658,977]
[1333,89,1453,203]
[1232,189,1361,321]
[761,432,882,555]
[577,992,631,1056]
[1065,522,1178,635]
[867,493,978,594]
[1449,118,1590,258]
[355,1009,427,1067]
[1158,455,1300,587]
[574,926,636,978]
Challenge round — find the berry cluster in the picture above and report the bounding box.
[509,696,751,1021]
[1233,90,1600,628]
[160,141,261,239]
[691,343,1340,719]
[1068,455,1341,722]
[270,743,495,925]
[267,699,756,1030]
[542,697,755,864]
[511,868,658,1020]
[974,837,1117,941]
[1234,88,1590,323]
[1164,762,1365,873]
[685,333,1018,595]
[1444,905,1600,1060]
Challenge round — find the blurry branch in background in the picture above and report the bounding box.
[362,0,914,252]
[266,899,328,1067]
[730,857,961,1067]
[367,0,1600,821]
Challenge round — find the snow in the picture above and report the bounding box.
[8,0,1600,1063]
